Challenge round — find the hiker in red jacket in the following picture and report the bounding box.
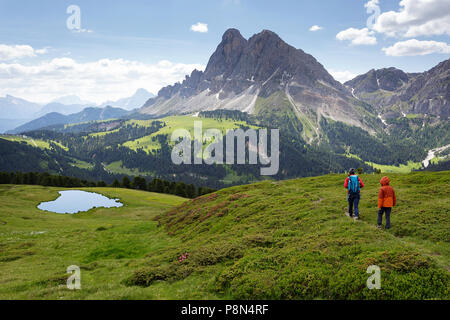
[377,176,396,229]
[344,168,365,220]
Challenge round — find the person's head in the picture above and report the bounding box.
[348,168,356,176]
[380,176,390,186]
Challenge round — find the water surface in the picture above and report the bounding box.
[37,190,123,214]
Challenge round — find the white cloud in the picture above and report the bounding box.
[35,48,49,55]
[373,0,450,37]
[0,44,48,61]
[190,22,208,33]
[329,69,357,83]
[382,39,450,56]
[336,28,377,45]
[365,0,380,11]
[0,58,205,103]
[309,25,323,32]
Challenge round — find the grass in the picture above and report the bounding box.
[88,129,121,137]
[153,171,449,299]
[69,158,94,170]
[342,152,423,173]
[0,135,68,151]
[0,185,186,299]
[0,171,448,299]
[365,161,423,173]
[122,116,259,154]
[103,161,154,177]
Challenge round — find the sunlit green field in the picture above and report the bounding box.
[0,186,188,299]
[365,161,423,173]
[122,116,260,153]
[0,135,68,151]
[103,161,154,177]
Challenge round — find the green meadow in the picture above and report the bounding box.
[122,116,260,154]
[365,161,424,173]
[0,135,68,151]
[0,171,448,299]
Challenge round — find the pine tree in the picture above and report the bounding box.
[112,178,121,188]
[122,176,131,188]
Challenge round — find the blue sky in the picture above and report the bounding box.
[0,0,449,103]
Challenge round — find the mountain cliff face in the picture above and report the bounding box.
[345,59,449,118]
[346,68,411,94]
[140,29,378,138]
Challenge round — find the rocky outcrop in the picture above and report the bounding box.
[345,59,449,118]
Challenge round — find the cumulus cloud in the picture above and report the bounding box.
[382,39,450,56]
[190,22,208,33]
[373,0,450,37]
[309,25,323,32]
[0,44,48,61]
[329,69,357,83]
[0,58,205,103]
[336,28,377,45]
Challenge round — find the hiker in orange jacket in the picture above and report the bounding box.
[377,176,396,229]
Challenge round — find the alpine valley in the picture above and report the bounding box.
[1,29,449,188]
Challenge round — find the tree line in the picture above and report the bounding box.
[0,171,216,199]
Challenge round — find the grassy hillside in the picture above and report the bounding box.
[150,171,449,299]
[122,116,259,154]
[0,186,187,299]
[0,135,68,151]
[0,173,448,299]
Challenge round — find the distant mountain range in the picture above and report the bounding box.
[0,95,42,119]
[32,102,91,118]
[8,106,130,134]
[0,89,154,133]
[99,88,154,111]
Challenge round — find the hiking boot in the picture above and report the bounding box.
[353,216,359,221]
[376,225,382,229]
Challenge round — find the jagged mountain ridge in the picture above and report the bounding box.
[140,29,378,136]
[345,59,450,118]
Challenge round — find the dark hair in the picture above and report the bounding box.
[349,168,356,175]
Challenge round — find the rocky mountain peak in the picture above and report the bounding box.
[203,28,247,80]
[346,67,409,94]
[141,28,368,132]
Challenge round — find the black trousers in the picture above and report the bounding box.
[378,207,392,229]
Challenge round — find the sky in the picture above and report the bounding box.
[0,0,449,103]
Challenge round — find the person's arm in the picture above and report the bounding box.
[358,177,364,188]
[378,188,384,209]
[344,177,349,189]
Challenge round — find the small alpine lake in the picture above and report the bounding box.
[37,190,123,214]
